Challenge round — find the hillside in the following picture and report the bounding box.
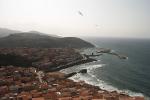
[0,28,21,37]
[0,32,94,48]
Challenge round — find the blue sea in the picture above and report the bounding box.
[61,37,150,99]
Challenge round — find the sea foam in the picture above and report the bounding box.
[61,63,145,98]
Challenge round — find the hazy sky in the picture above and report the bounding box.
[0,0,150,38]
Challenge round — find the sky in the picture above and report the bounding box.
[0,0,150,38]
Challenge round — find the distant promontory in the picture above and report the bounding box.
[0,28,94,48]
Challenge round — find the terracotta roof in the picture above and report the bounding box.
[32,97,45,100]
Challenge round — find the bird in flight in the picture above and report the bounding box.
[95,24,104,29]
[78,11,84,16]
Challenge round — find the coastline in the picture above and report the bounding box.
[0,66,144,100]
[65,68,145,98]
[49,56,96,72]
[60,48,146,99]
[0,48,96,72]
[0,48,145,100]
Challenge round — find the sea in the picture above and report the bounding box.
[61,37,150,99]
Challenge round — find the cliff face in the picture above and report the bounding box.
[0,33,94,48]
[0,48,83,71]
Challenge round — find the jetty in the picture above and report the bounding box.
[96,48,128,59]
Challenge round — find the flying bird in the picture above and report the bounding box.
[78,11,84,16]
[95,24,100,29]
[95,24,104,29]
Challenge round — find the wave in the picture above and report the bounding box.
[86,64,104,72]
[70,71,144,97]
[61,63,145,98]
[60,60,102,73]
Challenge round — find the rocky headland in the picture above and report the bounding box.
[0,48,145,100]
[0,48,96,72]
